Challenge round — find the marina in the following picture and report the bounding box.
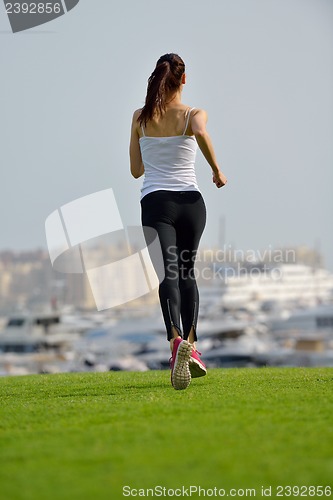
[1,263,333,376]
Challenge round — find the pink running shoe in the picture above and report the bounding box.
[189,348,207,378]
[170,338,192,390]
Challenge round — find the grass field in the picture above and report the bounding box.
[0,367,332,500]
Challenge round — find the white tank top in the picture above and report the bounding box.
[139,107,200,200]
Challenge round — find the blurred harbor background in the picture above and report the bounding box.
[1,242,333,376]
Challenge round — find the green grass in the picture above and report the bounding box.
[0,368,333,500]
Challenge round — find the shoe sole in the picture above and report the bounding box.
[171,340,192,390]
[189,357,207,378]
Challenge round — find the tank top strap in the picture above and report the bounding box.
[141,124,146,137]
[182,107,196,135]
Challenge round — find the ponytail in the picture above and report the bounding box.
[138,53,185,126]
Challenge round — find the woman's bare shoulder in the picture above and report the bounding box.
[189,108,208,124]
[191,107,206,115]
[132,108,142,120]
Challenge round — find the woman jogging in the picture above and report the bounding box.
[130,53,227,390]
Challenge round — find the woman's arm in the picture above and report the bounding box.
[191,109,227,188]
[129,110,144,179]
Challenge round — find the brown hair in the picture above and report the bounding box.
[138,53,185,126]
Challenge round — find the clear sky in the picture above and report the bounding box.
[1,0,332,269]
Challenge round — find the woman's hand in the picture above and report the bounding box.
[213,170,227,188]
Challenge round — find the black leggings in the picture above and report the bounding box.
[141,190,206,341]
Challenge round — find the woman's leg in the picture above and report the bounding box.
[141,192,182,343]
[155,221,183,342]
[176,192,206,342]
[176,192,207,379]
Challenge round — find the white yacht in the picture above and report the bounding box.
[0,311,83,354]
[267,303,333,333]
[201,264,333,311]
[0,311,85,375]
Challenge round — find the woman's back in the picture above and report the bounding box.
[139,107,200,199]
[139,105,195,138]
